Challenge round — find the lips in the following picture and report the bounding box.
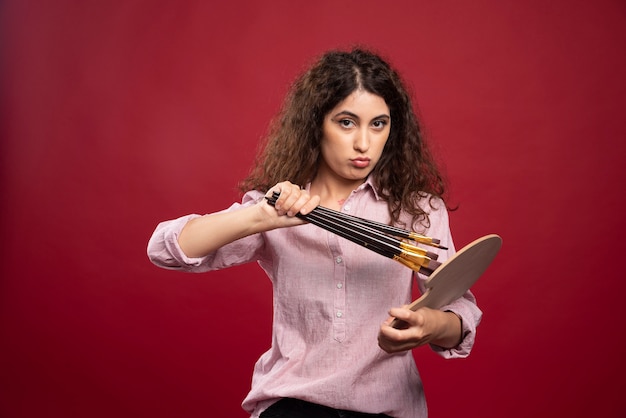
[351,157,371,168]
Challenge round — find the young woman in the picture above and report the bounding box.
[147,48,482,418]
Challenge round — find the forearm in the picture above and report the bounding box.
[178,205,267,258]
[176,182,317,259]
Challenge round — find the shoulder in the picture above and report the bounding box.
[401,192,450,233]
[241,189,265,205]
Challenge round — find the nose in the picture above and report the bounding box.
[353,128,370,152]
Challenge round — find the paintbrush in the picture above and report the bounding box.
[266,192,442,276]
[314,205,447,250]
[269,192,446,249]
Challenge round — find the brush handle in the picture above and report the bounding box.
[266,194,399,258]
[315,205,447,249]
[270,191,446,249]
[265,193,440,276]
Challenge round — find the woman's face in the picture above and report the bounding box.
[318,89,391,186]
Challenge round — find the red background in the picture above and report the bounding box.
[2,1,625,417]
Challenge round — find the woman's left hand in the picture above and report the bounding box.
[377,306,462,353]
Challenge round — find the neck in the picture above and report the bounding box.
[310,176,367,210]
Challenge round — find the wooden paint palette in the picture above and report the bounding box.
[391,234,502,328]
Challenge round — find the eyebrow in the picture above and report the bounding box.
[332,110,390,120]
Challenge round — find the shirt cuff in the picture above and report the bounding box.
[430,295,482,358]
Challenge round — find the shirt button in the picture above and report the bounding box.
[335,256,343,264]
[344,205,351,212]
[336,283,343,289]
[336,311,343,318]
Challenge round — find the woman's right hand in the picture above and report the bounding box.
[258,181,320,229]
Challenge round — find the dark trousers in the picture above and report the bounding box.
[260,398,392,418]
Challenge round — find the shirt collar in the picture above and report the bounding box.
[304,176,383,201]
[361,176,383,201]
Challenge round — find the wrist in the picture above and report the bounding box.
[446,310,464,346]
[430,310,463,349]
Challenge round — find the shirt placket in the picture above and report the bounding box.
[328,193,360,343]
[330,232,346,342]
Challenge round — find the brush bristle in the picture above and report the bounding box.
[419,259,441,276]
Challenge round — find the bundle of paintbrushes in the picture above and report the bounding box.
[266,191,446,276]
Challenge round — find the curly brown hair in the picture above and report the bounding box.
[240,47,448,228]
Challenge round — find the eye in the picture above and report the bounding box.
[338,118,355,128]
[372,119,388,130]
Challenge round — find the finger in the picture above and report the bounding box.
[298,194,320,215]
[379,326,427,353]
[266,183,289,207]
[381,315,395,326]
[285,190,313,217]
[378,334,417,354]
[388,307,414,325]
[379,321,407,342]
[272,182,300,214]
[377,331,397,353]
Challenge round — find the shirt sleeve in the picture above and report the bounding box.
[146,191,266,273]
[416,198,484,359]
[433,294,483,358]
[147,213,207,271]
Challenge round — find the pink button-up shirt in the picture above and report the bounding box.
[147,179,482,418]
